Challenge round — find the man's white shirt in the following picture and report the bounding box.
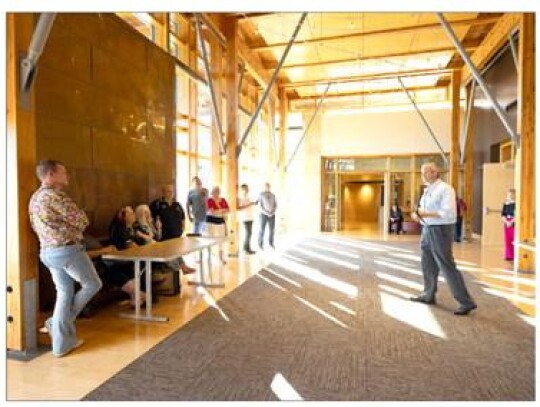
[419,179,457,225]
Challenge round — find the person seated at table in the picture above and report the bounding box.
[389,203,404,234]
[108,206,149,307]
[85,236,145,309]
[149,184,196,275]
[134,204,161,244]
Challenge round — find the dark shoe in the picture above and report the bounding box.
[270,244,275,249]
[454,303,477,316]
[244,249,256,255]
[410,296,436,305]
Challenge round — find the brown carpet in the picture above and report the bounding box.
[84,236,535,401]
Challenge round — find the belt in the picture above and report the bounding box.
[46,241,80,248]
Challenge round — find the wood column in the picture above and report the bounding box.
[210,37,223,187]
[223,17,239,256]
[278,86,288,231]
[515,13,535,273]
[463,82,477,242]
[7,13,39,352]
[188,19,198,178]
[449,69,461,191]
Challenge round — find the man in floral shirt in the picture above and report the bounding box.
[29,160,102,357]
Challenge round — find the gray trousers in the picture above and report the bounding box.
[420,224,475,307]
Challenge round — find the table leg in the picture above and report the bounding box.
[118,260,169,322]
[145,260,152,318]
[207,246,213,284]
[187,246,224,288]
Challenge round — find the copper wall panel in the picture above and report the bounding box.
[35,115,93,169]
[39,22,92,83]
[35,13,176,238]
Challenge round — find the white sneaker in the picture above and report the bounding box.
[53,339,84,358]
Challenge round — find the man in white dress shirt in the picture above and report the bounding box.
[411,162,477,315]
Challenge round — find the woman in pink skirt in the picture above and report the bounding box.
[501,189,516,261]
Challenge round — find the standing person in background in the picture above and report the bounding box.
[455,196,466,242]
[258,182,277,250]
[150,184,195,274]
[410,162,477,316]
[238,184,257,255]
[206,186,230,264]
[186,176,208,235]
[501,188,516,261]
[29,160,102,357]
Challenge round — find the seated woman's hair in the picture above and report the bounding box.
[134,204,150,224]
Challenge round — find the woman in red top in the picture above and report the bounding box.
[206,186,230,264]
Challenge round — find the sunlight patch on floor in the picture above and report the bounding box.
[290,246,359,270]
[376,271,427,291]
[294,295,349,329]
[273,257,358,298]
[379,292,446,339]
[300,241,361,259]
[329,301,356,316]
[271,373,303,401]
[263,267,302,287]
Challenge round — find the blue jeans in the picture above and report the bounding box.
[193,220,205,235]
[258,214,275,248]
[40,244,102,356]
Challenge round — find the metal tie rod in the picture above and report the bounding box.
[20,13,56,91]
[436,13,519,146]
[237,12,308,158]
[285,82,332,172]
[397,76,449,167]
[460,80,476,166]
[195,14,226,155]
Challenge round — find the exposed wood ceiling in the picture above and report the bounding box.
[237,12,504,110]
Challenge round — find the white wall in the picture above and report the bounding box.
[321,108,453,156]
[283,114,322,233]
[282,107,456,233]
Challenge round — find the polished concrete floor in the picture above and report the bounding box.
[7,230,535,400]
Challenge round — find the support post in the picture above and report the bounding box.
[237,13,308,157]
[7,13,39,353]
[515,13,535,273]
[210,33,223,186]
[224,17,239,256]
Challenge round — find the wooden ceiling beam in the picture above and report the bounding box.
[237,37,279,100]
[282,68,454,88]
[462,12,521,83]
[252,15,500,51]
[266,44,480,70]
[236,13,276,20]
[290,84,447,100]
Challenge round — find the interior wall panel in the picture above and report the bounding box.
[35,13,176,238]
